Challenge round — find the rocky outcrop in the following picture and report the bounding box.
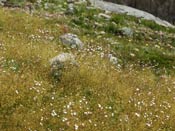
[105,0,175,24]
[60,33,84,49]
[89,0,174,28]
[50,53,76,80]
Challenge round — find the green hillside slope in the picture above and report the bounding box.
[0,1,175,130]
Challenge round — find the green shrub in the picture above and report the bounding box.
[110,14,125,25]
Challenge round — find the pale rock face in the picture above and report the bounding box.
[89,0,174,28]
[105,0,175,24]
[60,33,84,49]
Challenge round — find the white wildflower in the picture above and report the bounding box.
[135,112,140,117]
[51,110,57,117]
[74,124,79,130]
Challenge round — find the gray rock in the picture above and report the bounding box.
[108,54,118,65]
[120,27,133,37]
[67,3,74,14]
[89,0,174,28]
[50,53,75,65]
[60,33,84,49]
[50,53,76,80]
[0,0,6,6]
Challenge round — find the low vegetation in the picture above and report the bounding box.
[0,0,175,130]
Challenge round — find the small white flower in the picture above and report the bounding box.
[74,124,79,130]
[15,90,19,94]
[51,110,57,117]
[63,109,67,114]
[98,104,102,108]
[71,112,77,116]
[135,112,140,117]
[62,117,68,122]
[146,122,152,127]
[130,53,135,57]
[88,119,92,123]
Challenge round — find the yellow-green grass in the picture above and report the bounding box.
[0,7,175,131]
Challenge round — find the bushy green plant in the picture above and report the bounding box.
[104,22,120,34]
[110,14,125,25]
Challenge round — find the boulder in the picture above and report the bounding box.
[60,33,84,49]
[119,27,133,37]
[50,53,76,80]
[0,0,6,6]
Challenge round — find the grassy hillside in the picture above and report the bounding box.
[0,1,175,130]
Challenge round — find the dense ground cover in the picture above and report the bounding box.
[0,1,175,130]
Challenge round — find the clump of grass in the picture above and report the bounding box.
[104,22,120,34]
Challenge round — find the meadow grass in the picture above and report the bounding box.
[0,5,175,131]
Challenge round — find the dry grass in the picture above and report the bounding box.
[0,7,175,131]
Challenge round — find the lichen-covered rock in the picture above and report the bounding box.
[50,53,75,64]
[119,27,133,37]
[50,53,76,80]
[60,33,84,49]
